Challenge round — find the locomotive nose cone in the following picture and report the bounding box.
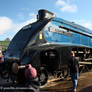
[12,62,19,74]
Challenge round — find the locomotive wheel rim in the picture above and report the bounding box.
[38,69,48,87]
[40,72,47,82]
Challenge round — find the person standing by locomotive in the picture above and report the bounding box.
[0,50,2,63]
[25,64,40,92]
[68,51,79,92]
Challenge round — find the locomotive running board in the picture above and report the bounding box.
[0,86,36,92]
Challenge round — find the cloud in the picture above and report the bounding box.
[21,8,30,11]
[61,4,77,12]
[0,12,37,40]
[83,22,92,30]
[17,13,25,20]
[71,19,92,30]
[0,17,13,34]
[29,13,36,18]
[14,17,36,32]
[15,13,36,31]
[56,0,77,12]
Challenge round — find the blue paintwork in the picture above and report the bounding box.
[43,17,92,48]
[53,18,92,36]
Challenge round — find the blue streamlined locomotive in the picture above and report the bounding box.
[2,9,92,86]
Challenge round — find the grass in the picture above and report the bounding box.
[0,41,10,51]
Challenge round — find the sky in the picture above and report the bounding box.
[0,0,92,40]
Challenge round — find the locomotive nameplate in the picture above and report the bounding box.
[49,26,72,36]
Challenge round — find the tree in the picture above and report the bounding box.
[5,37,10,41]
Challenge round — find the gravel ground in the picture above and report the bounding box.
[41,72,92,92]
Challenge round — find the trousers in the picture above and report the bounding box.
[70,72,79,89]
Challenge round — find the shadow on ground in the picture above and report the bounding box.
[79,86,92,92]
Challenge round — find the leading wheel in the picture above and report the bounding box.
[38,68,48,87]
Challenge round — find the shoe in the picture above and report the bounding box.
[73,88,77,92]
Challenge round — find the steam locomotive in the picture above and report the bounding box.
[2,9,92,86]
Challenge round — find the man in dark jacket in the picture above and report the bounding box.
[69,51,79,92]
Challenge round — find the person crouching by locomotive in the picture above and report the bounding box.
[68,51,79,92]
[25,64,40,92]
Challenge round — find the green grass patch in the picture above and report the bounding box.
[0,41,10,51]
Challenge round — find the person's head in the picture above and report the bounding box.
[71,51,75,56]
[0,50,1,53]
[0,50,2,56]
